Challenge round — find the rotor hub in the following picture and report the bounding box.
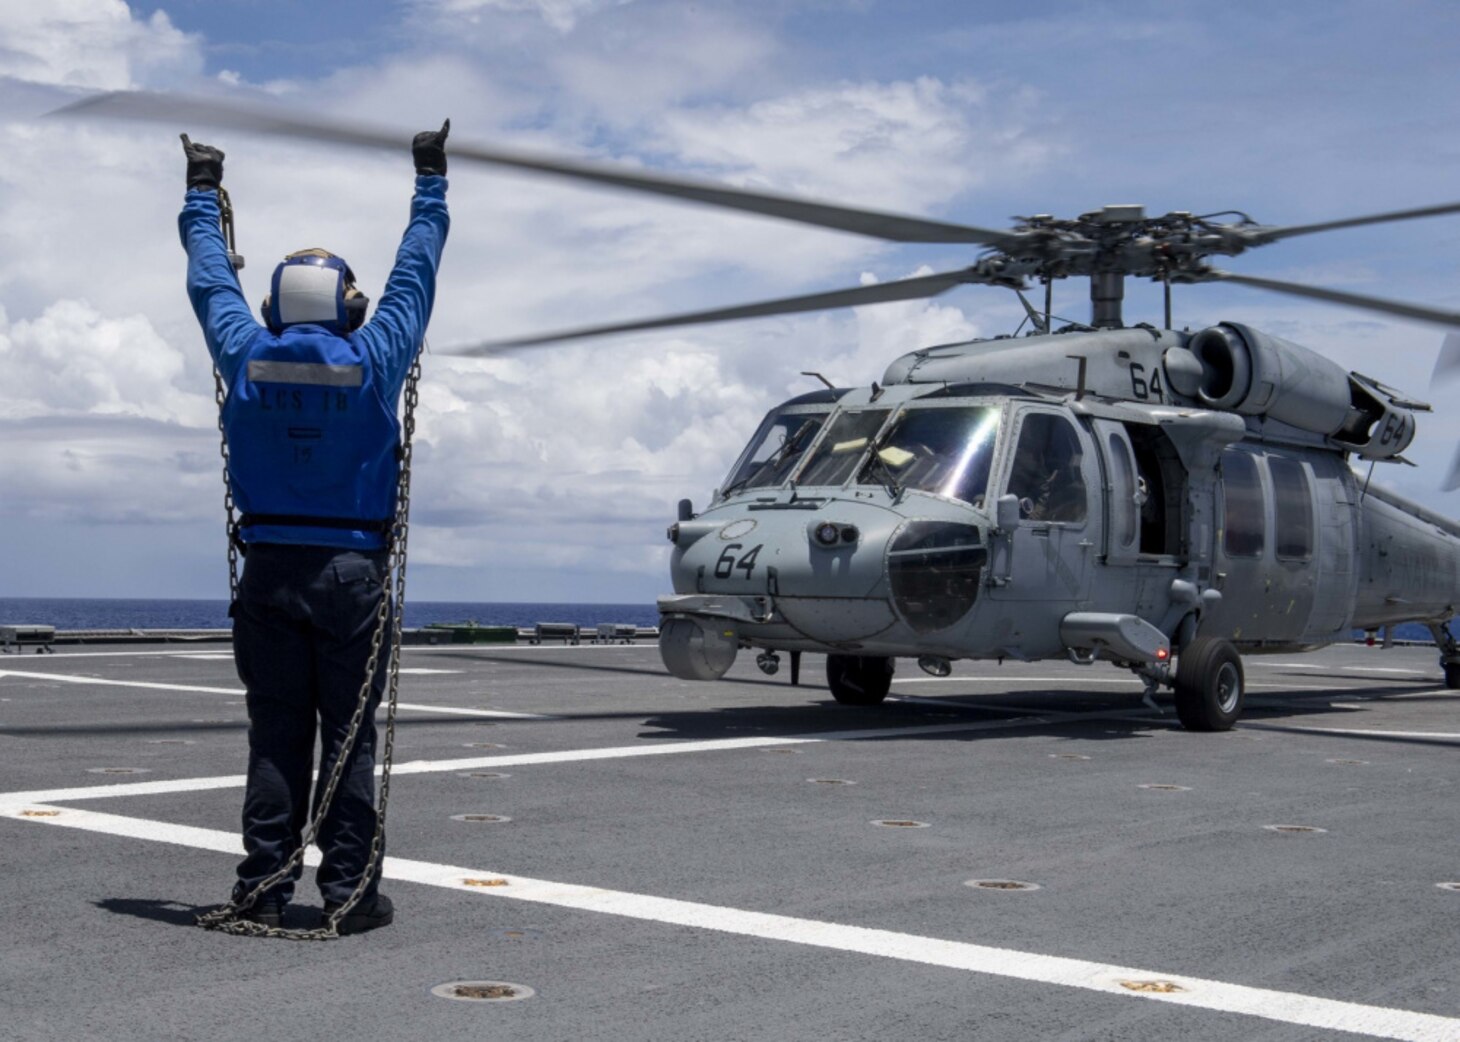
[1000,205,1262,283]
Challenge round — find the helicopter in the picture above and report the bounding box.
[55,91,1460,732]
[531,204,1460,732]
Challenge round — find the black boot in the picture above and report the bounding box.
[323,892,394,935]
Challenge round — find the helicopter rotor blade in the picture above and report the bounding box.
[1198,270,1460,329]
[443,269,983,355]
[1432,333,1460,385]
[1444,443,1460,493]
[49,90,1023,247]
[1244,201,1460,245]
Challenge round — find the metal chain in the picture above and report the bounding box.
[197,349,424,941]
[212,368,240,604]
[212,187,242,604]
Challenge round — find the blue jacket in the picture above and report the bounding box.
[180,176,449,550]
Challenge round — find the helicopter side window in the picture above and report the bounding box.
[1006,413,1087,523]
[856,405,1000,505]
[1220,450,1264,558]
[1269,456,1313,560]
[794,409,891,487]
[1107,432,1138,550]
[723,411,829,494]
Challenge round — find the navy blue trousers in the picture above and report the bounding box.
[231,544,390,907]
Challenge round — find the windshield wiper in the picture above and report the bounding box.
[722,437,804,498]
[863,451,903,499]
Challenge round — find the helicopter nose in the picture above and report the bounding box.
[665,506,897,642]
[667,510,987,646]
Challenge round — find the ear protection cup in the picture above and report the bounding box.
[343,287,370,331]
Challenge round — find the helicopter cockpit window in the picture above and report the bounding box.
[1220,450,1264,558]
[1269,456,1313,560]
[793,409,891,487]
[1006,413,1087,523]
[856,406,1000,506]
[722,410,830,494]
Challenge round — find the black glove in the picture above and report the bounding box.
[413,119,449,177]
[181,134,224,191]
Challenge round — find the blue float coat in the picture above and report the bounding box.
[180,176,449,549]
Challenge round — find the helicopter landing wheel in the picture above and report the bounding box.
[826,654,894,706]
[1444,662,1460,689]
[1173,637,1244,732]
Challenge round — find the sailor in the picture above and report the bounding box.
[178,122,450,934]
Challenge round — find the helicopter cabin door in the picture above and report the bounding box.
[1206,447,1268,642]
[986,407,1099,655]
[1087,417,1193,624]
[1210,449,1342,646]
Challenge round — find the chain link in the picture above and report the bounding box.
[197,349,424,941]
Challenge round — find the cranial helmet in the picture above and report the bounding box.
[260,248,369,333]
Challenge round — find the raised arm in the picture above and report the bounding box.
[176,136,260,384]
[359,121,451,401]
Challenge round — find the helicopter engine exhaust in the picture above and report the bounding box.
[659,615,739,681]
[1188,323,1417,458]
